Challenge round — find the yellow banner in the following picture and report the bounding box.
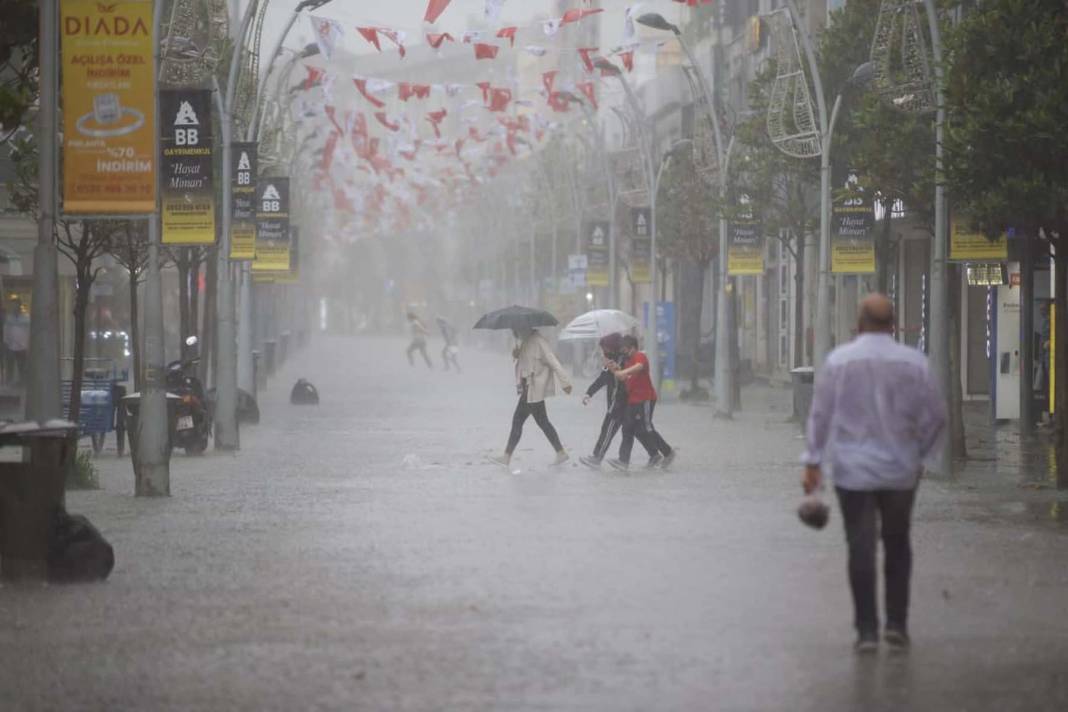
[61,0,155,213]
[251,245,291,272]
[831,238,876,273]
[949,218,1008,261]
[230,224,256,260]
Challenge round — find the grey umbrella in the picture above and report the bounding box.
[473,305,558,331]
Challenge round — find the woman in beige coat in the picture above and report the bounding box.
[489,327,572,467]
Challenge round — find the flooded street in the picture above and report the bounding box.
[3,336,1067,711]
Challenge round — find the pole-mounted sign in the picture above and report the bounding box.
[230,142,258,259]
[160,89,215,244]
[584,220,610,287]
[252,178,291,272]
[728,193,764,276]
[630,208,652,284]
[60,0,155,214]
[831,172,876,274]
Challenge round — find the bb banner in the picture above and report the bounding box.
[253,178,290,272]
[949,216,1008,261]
[831,174,875,274]
[584,220,610,288]
[728,196,764,276]
[160,89,214,244]
[230,142,257,260]
[630,207,651,284]
[61,0,155,213]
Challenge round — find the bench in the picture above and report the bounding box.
[0,421,78,581]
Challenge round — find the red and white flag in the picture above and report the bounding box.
[309,15,343,60]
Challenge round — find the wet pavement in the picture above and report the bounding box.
[3,335,1068,711]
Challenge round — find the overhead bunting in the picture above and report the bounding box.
[309,15,343,60]
[474,43,499,60]
[352,78,386,108]
[496,27,517,47]
[426,32,454,49]
[424,0,452,24]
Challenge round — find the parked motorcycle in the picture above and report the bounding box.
[122,337,212,456]
[165,337,212,454]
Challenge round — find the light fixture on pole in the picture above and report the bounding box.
[635,13,735,417]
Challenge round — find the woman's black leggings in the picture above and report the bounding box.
[506,386,563,454]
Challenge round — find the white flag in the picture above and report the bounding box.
[309,15,343,60]
[524,45,548,57]
[542,19,561,37]
[484,0,505,22]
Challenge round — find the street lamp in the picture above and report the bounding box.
[594,58,664,387]
[634,13,735,417]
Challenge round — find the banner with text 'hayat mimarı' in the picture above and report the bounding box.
[160,89,215,244]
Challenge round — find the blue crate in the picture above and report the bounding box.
[61,379,116,436]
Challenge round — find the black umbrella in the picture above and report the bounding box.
[473,305,559,331]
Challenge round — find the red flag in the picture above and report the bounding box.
[476,81,491,103]
[474,43,499,60]
[324,105,343,134]
[303,65,326,90]
[353,78,385,108]
[426,109,447,138]
[548,92,570,113]
[561,8,604,24]
[468,126,487,143]
[577,82,598,110]
[578,48,598,73]
[619,50,635,73]
[399,83,429,101]
[424,0,452,23]
[375,112,401,131]
[412,84,431,99]
[489,87,512,112]
[542,70,557,95]
[356,27,381,51]
[496,27,517,47]
[380,28,407,58]
[322,131,339,171]
[426,32,454,49]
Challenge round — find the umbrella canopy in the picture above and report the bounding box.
[473,305,559,331]
[558,309,640,341]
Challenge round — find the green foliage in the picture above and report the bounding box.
[66,449,100,491]
[733,64,818,255]
[818,0,935,224]
[943,0,1068,237]
[656,148,722,267]
[0,0,37,139]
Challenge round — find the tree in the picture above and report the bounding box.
[111,223,150,392]
[657,149,722,397]
[818,0,935,292]
[0,0,37,142]
[736,65,819,368]
[943,0,1068,484]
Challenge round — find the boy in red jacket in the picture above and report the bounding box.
[607,335,676,471]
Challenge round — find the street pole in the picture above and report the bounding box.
[924,0,952,475]
[670,33,733,416]
[26,0,61,423]
[605,69,661,387]
[783,0,832,370]
[215,0,260,451]
[132,0,171,494]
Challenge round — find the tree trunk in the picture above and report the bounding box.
[200,251,217,387]
[129,267,142,392]
[678,259,707,397]
[948,263,967,460]
[877,208,894,294]
[1055,240,1068,488]
[189,250,201,341]
[793,230,806,368]
[178,248,191,359]
[69,270,92,428]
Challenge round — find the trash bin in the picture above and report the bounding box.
[0,421,78,581]
[790,367,815,428]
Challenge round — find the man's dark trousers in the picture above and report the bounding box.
[835,486,918,637]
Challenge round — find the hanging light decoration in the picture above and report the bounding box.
[869,0,935,114]
[765,8,822,159]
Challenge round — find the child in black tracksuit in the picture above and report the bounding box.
[580,333,655,468]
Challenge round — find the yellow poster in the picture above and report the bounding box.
[61,0,155,213]
[831,238,877,273]
[949,218,1008,261]
[230,224,257,260]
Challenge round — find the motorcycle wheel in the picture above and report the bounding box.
[184,433,209,455]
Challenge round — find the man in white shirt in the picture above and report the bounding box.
[802,293,946,653]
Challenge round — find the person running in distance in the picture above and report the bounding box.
[489,327,572,468]
[606,335,675,471]
[406,312,432,369]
